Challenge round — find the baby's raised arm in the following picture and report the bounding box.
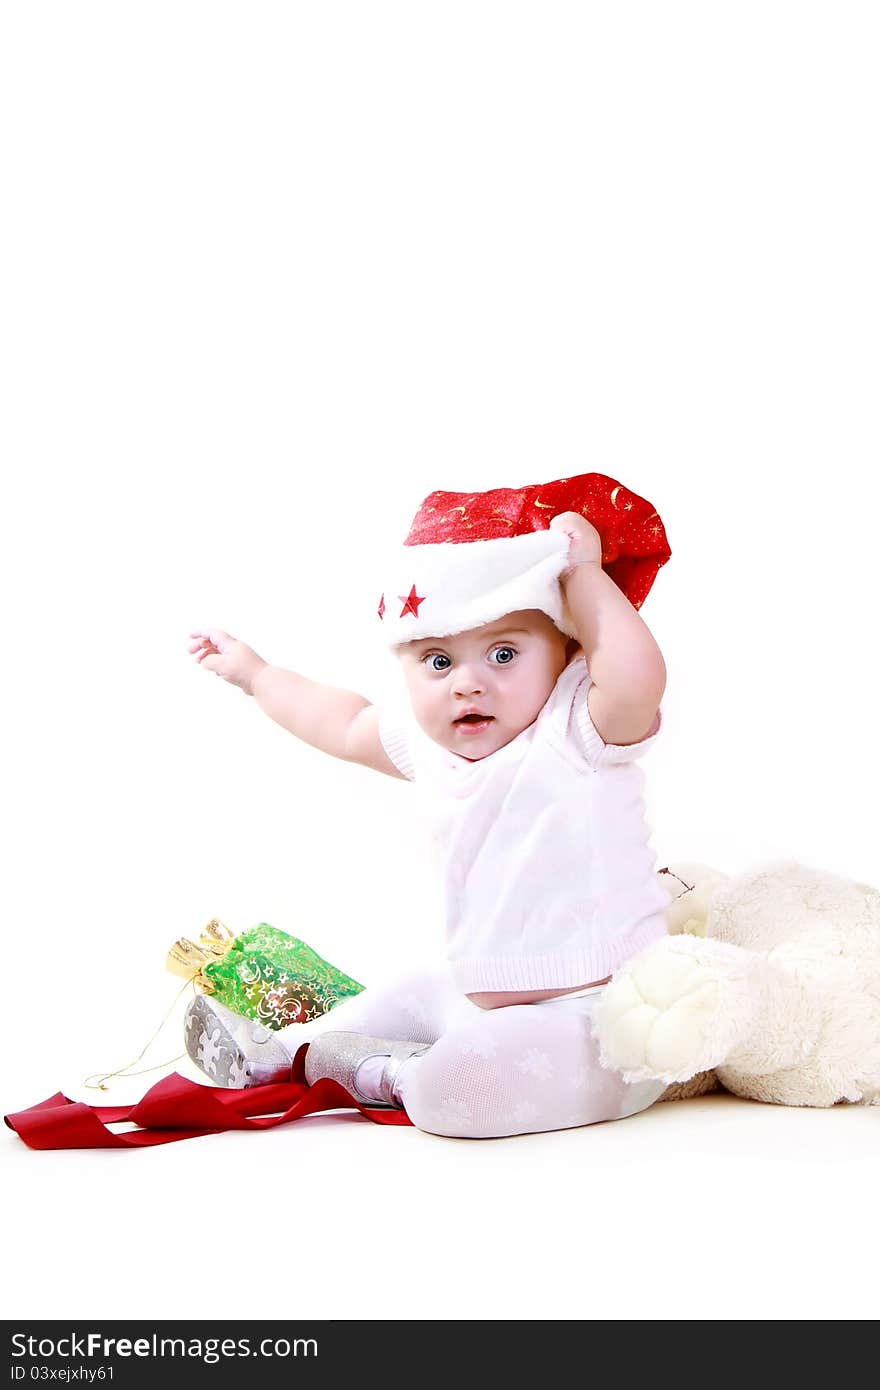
[187,628,406,780]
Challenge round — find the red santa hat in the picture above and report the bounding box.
[376,471,671,648]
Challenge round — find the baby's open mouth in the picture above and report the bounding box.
[454,714,494,725]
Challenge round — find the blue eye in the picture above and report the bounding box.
[421,646,516,672]
[424,653,451,672]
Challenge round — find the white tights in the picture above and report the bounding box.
[275,961,667,1139]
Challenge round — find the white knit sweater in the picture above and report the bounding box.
[378,656,669,992]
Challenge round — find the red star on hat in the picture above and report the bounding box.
[398,585,425,619]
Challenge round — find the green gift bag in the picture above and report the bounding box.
[167,919,364,1028]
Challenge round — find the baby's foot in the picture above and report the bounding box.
[184,995,295,1087]
[304,1031,432,1108]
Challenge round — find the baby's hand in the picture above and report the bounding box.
[549,511,603,575]
[188,628,268,697]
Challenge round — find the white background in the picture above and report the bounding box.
[2,2,877,1322]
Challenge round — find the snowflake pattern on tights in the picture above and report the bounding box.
[510,1099,541,1126]
[436,1096,473,1125]
[515,1048,556,1082]
[456,1032,500,1060]
[557,1102,591,1129]
[399,993,432,1028]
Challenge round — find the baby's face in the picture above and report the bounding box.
[397,609,581,761]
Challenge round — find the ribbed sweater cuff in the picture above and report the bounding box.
[449,915,669,992]
[574,677,663,768]
[377,710,416,781]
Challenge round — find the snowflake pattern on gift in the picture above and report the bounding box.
[226,1055,250,1089]
[197,1030,225,1077]
[515,1048,556,1082]
[194,1016,249,1088]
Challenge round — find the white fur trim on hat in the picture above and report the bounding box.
[377,528,577,648]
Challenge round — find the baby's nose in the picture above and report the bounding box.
[453,670,486,694]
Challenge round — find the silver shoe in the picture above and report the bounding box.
[184,994,295,1088]
[304,1031,431,1109]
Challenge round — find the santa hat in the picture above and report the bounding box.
[376,471,671,648]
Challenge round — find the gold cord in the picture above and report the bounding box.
[83,975,197,1091]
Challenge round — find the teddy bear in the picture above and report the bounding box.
[593,858,880,1108]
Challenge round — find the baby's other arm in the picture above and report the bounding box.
[252,665,405,777]
[188,627,406,778]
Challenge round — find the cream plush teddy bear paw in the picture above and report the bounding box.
[590,933,765,1084]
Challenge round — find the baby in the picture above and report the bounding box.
[183,497,671,1138]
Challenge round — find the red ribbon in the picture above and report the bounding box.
[4,1043,414,1150]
